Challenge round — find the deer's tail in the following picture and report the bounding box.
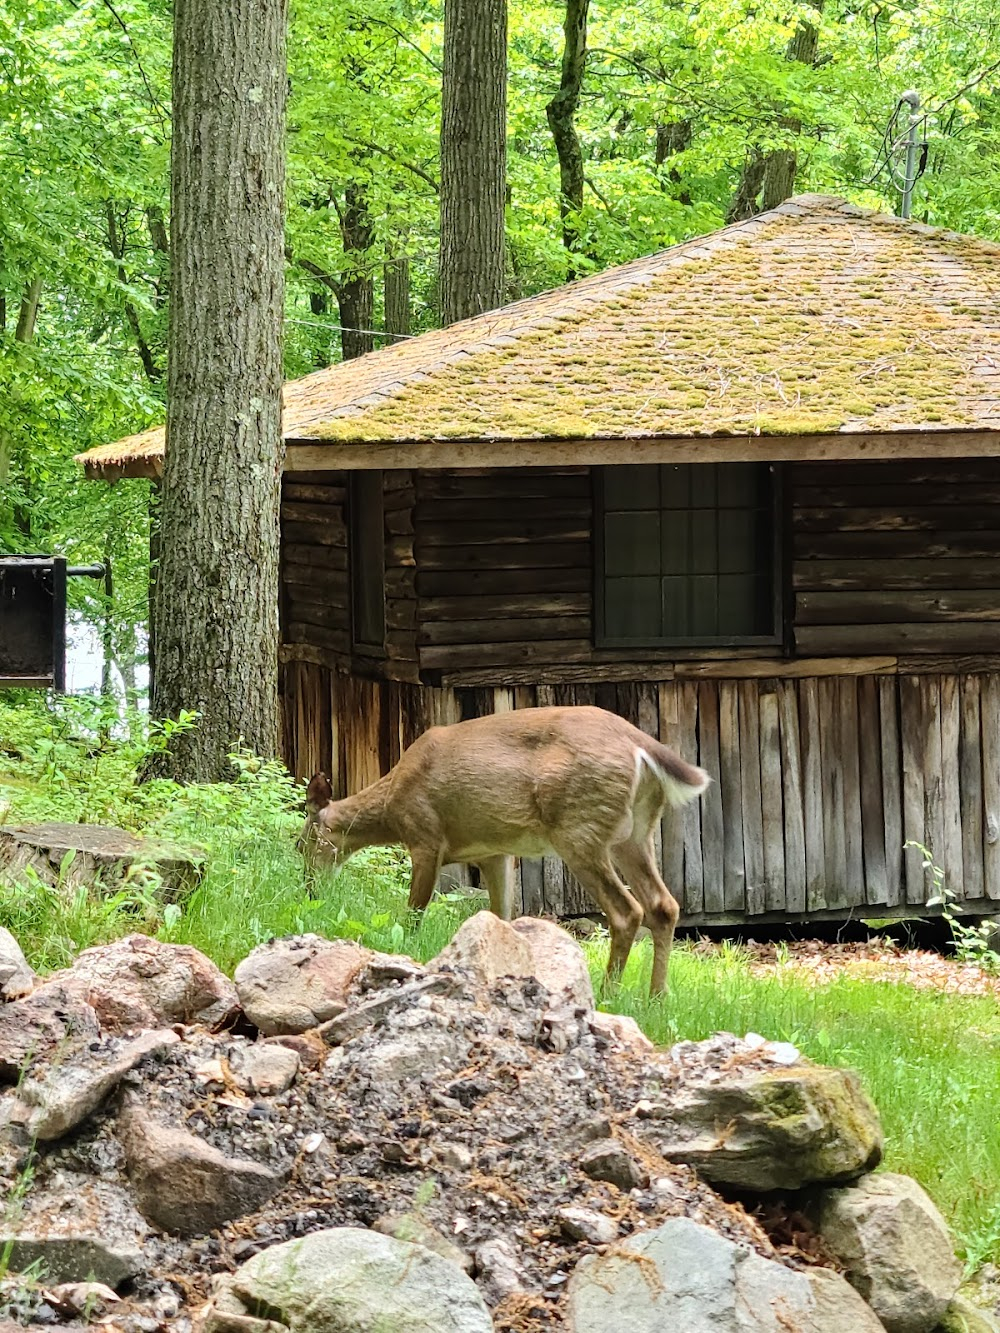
[639,739,711,808]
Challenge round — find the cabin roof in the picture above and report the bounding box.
[78,194,1000,479]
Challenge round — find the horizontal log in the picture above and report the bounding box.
[284,469,348,485]
[796,622,1000,654]
[387,535,415,566]
[795,531,1000,559]
[440,662,678,686]
[896,654,1000,674]
[384,469,413,490]
[418,517,589,547]
[286,598,350,632]
[672,655,897,679]
[283,520,347,547]
[420,592,591,620]
[794,506,1000,533]
[284,544,348,571]
[419,497,590,524]
[386,602,417,631]
[287,621,350,653]
[793,482,1000,508]
[281,502,346,525]
[797,589,1000,624]
[419,470,590,500]
[383,488,416,512]
[419,542,588,572]
[418,615,591,647]
[417,567,592,596]
[386,568,417,598]
[385,509,415,536]
[282,566,348,598]
[793,558,1000,591]
[283,483,346,504]
[420,639,596,669]
[790,461,1000,487]
[279,640,421,684]
[436,655,898,686]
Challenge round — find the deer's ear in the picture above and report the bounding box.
[305,772,334,811]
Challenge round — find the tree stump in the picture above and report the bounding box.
[0,823,203,900]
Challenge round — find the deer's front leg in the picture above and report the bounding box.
[407,846,443,911]
[478,855,515,920]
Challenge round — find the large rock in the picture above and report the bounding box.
[18,1028,178,1140]
[49,934,237,1032]
[201,1227,493,1333]
[234,934,371,1035]
[510,917,594,1009]
[566,1215,886,1333]
[0,1174,146,1288]
[936,1295,1000,1332]
[122,1111,284,1236]
[640,1035,882,1190]
[0,926,34,1000]
[227,1040,300,1096]
[432,911,535,986]
[810,1172,962,1333]
[0,983,99,1082]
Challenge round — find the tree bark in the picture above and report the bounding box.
[14,277,42,343]
[546,0,589,280]
[105,202,162,381]
[384,239,411,339]
[439,0,507,324]
[655,120,692,204]
[336,182,374,360]
[152,0,287,781]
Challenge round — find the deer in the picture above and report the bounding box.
[302,705,710,995]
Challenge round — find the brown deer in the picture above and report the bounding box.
[303,705,709,995]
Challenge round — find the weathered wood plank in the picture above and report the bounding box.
[420,497,590,523]
[284,544,348,569]
[420,517,589,547]
[899,675,927,903]
[820,678,847,911]
[794,559,1000,592]
[674,656,897,679]
[758,687,785,913]
[420,592,591,620]
[698,682,725,916]
[939,675,964,903]
[282,483,346,504]
[921,677,945,898]
[795,530,1000,559]
[658,683,685,906]
[960,675,985,902]
[419,542,588,573]
[418,567,592,597]
[800,678,826,913]
[678,681,704,915]
[797,590,1000,624]
[418,616,591,647]
[719,683,746,913]
[738,682,765,916]
[839,677,864,906]
[857,675,887,905]
[794,505,1000,533]
[777,681,806,914]
[419,469,590,500]
[797,623,1000,656]
[420,639,595,669]
[283,519,348,547]
[982,675,1000,900]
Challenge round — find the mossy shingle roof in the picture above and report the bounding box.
[79,195,1000,477]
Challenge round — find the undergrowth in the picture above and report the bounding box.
[2,694,1000,1268]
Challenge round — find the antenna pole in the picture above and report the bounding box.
[900,89,921,219]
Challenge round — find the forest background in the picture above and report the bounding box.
[2,0,999,702]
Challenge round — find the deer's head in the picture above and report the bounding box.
[301,772,372,863]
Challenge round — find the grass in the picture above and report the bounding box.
[2,695,1000,1270]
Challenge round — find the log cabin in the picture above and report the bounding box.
[78,194,1000,925]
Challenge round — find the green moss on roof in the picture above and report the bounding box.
[79,195,1000,474]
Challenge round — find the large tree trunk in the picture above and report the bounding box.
[546,0,589,280]
[152,0,287,782]
[439,0,507,325]
[384,237,411,339]
[336,182,374,360]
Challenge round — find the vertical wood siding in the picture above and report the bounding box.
[282,663,999,920]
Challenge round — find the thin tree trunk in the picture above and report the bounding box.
[152,0,287,781]
[546,0,589,280]
[0,276,41,509]
[439,0,507,324]
[146,204,170,311]
[105,202,162,381]
[384,240,410,339]
[336,183,374,360]
[100,547,114,742]
[309,289,332,368]
[655,121,692,204]
[727,150,766,222]
[14,278,42,343]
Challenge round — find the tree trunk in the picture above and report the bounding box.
[384,240,411,339]
[106,202,162,381]
[336,182,374,360]
[152,0,287,782]
[439,0,507,324]
[655,120,692,204]
[14,277,42,343]
[546,0,589,280]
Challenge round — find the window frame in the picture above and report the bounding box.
[349,469,387,654]
[593,462,785,650]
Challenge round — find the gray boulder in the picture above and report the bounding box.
[0,926,34,1000]
[0,983,99,1083]
[432,911,535,987]
[510,917,594,1009]
[810,1172,962,1333]
[566,1215,886,1332]
[234,934,371,1035]
[640,1035,882,1190]
[200,1226,493,1333]
[121,1110,284,1236]
[227,1040,300,1096]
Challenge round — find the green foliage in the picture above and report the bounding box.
[910,839,1000,974]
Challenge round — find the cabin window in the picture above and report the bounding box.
[350,470,386,651]
[596,463,780,646]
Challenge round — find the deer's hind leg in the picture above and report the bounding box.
[612,836,679,995]
[478,855,516,920]
[407,845,444,911]
[558,847,644,987]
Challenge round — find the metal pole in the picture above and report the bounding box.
[900,89,921,219]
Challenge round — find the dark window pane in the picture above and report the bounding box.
[661,510,692,575]
[351,471,385,649]
[605,576,660,638]
[661,463,692,507]
[603,465,660,510]
[689,510,719,575]
[605,511,660,577]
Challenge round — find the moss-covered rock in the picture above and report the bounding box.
[936,1295,1000,1333]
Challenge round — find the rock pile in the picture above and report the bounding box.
[0,914,988,1333]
